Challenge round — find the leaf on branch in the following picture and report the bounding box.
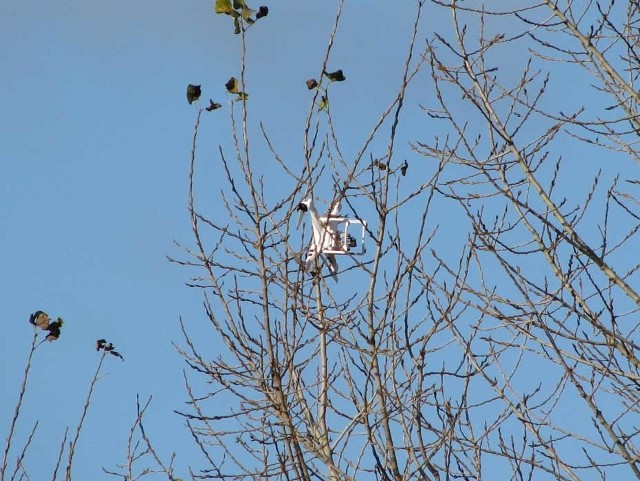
[205,99,222,111]
[373,160,387,170]
[29,311,64,341]
[96,338,124,361]
[306,78,318,90]
[256,6,268,19]
[324,69,346,82]
[215,0,264,32]
[29,310,50,329]
[109,350,124,360]
[215,0,239,16]
[45,318,63,342]
[400,159,408,176]
[318,95,328,111]
[186,84,202,104]
[240,5,255,21]
[225,77,239,93]
[226,77,249,100]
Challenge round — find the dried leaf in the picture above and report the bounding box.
[97,338,124,361]
[306,78,318,90]
[109,350,124,361]
[215,0,239,16]
[205,99,222,111]
[373,160,387,170]
[225,77,239,93]
[186,84,202,104]
[400,159,408,176]
[45,318,63,342]
[240,5,255,21]
[324,69,346,82]
[29,311,50,329]
[256,6,268,19]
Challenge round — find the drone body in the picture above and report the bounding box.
[296,197,366,281]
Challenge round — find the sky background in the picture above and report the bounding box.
[2,1,637,480]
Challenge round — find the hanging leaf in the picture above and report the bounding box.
[45,318,63,342]
[256,6,269,19]
[96,338,124,361]
[324,69,346,82]
[373,160,388,170]
[215,0,239,16]
[240,6,255,21]
[234,16,241,34]
[318,95,329,111]
[400,159,408,176]
[205,99,222,111]
[186,84,202,104]
[306,78,318,90]
[226,77,239,93]
[29,311,50,329]
[225,77,248,100]
[109,349,124,361]
[29,311,64,341]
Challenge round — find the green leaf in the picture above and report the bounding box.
[240,6,255,21]
[215,0,239,16]
[232,0,247,9]
[318,95,328,111]
[186,84,202,104]
[225,77,239,93]
[225,78,248,100]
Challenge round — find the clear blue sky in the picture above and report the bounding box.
[2,1,637,480]
[0,1,435,478]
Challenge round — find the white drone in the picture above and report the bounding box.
[296,196,367,281]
